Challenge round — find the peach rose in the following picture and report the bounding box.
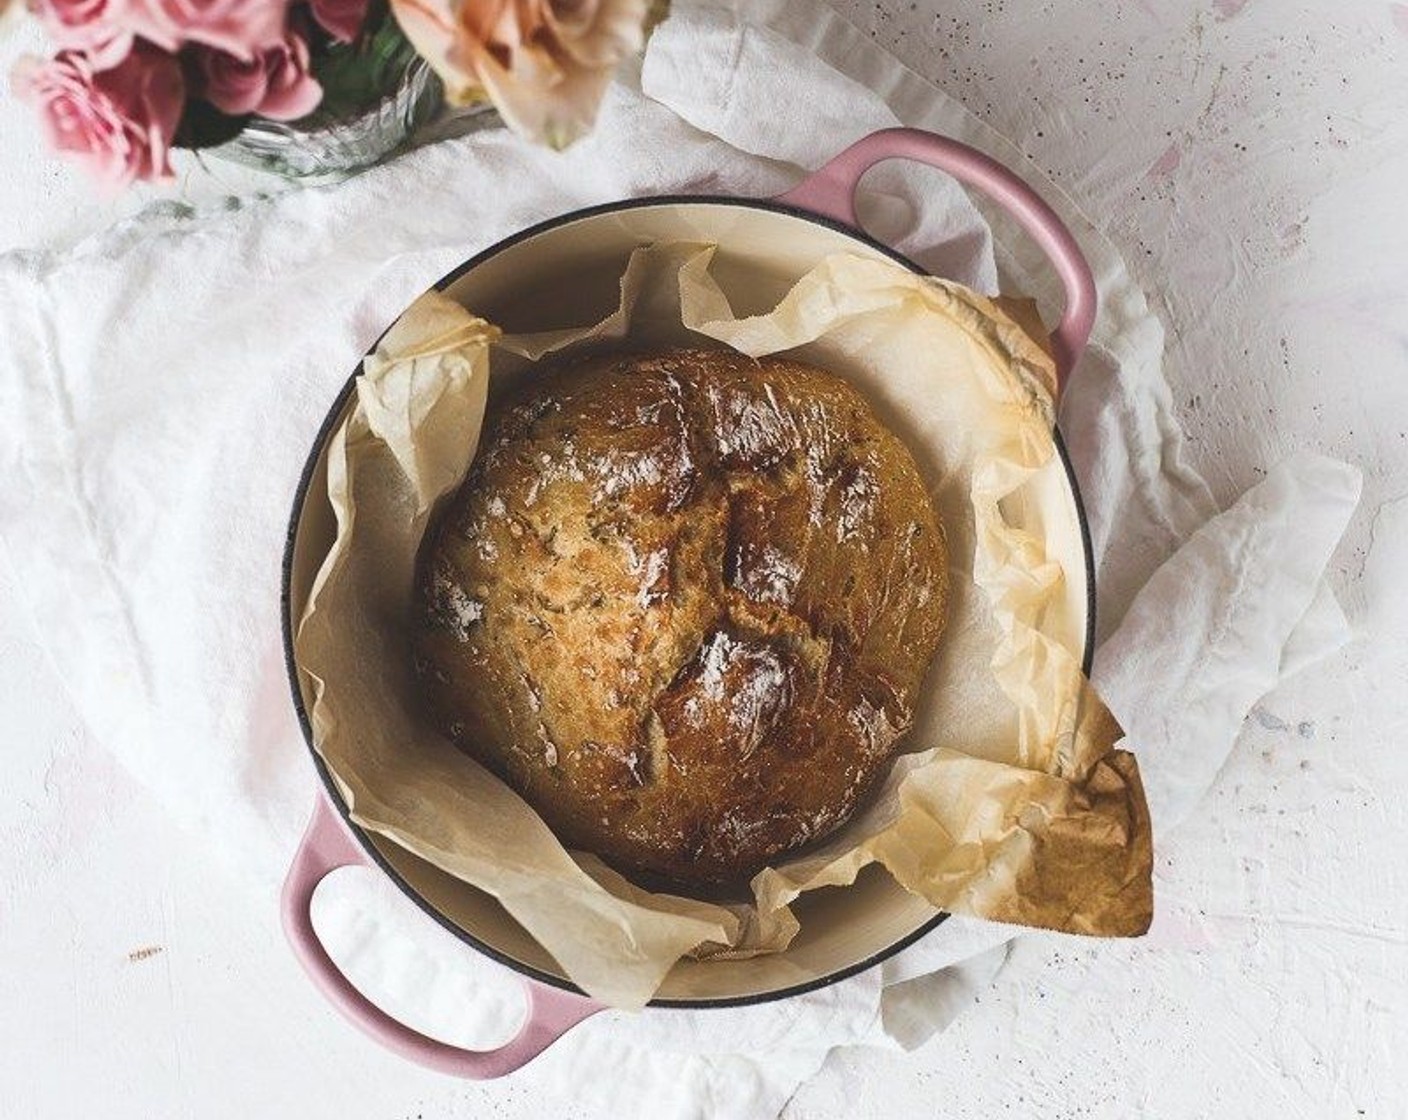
[11,44,184,188]
[390,0,648,147]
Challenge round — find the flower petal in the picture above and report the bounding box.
[545,0,645,68]
[472,39,611,148]
[389,0,483,103]
[257,70,322,120]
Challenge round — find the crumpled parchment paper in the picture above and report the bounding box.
[293,242,1153,1008]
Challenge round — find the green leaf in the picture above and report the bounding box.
[174,99,253,150]
[311,3,421,120]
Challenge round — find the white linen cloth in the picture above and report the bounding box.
[0,2,1360,1117]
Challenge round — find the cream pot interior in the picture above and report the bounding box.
[284,200,1095,1006]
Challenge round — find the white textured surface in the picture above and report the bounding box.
[1,3,1405,1119]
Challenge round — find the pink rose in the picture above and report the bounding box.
[133,0,285,60]
[27,0,135,69]
[390,0,648,147]
[193,28,322,120]
[11,44,184,188]
[308,0,368,43]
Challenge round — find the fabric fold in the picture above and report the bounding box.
[1093,452,1361,832]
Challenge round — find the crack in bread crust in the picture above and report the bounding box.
[414,348,949,890]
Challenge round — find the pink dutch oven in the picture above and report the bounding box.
[281,127,1098,1077]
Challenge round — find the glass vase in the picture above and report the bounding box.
[217,55,443,181]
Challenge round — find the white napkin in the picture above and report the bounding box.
[0,3,1360,1118]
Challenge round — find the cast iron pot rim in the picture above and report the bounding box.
[280,193,1098,1010]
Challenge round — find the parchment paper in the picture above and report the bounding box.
[294,243,1153,1008]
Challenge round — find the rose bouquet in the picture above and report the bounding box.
[9,0,653,189]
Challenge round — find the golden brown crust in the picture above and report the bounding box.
[413,348,949,889]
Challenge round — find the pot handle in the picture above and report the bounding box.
[281,795,602,1077]
[774,126,1097,388]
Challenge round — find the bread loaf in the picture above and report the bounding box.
[414,347,948,890]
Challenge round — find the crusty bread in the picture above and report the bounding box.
[413,348,948,890]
